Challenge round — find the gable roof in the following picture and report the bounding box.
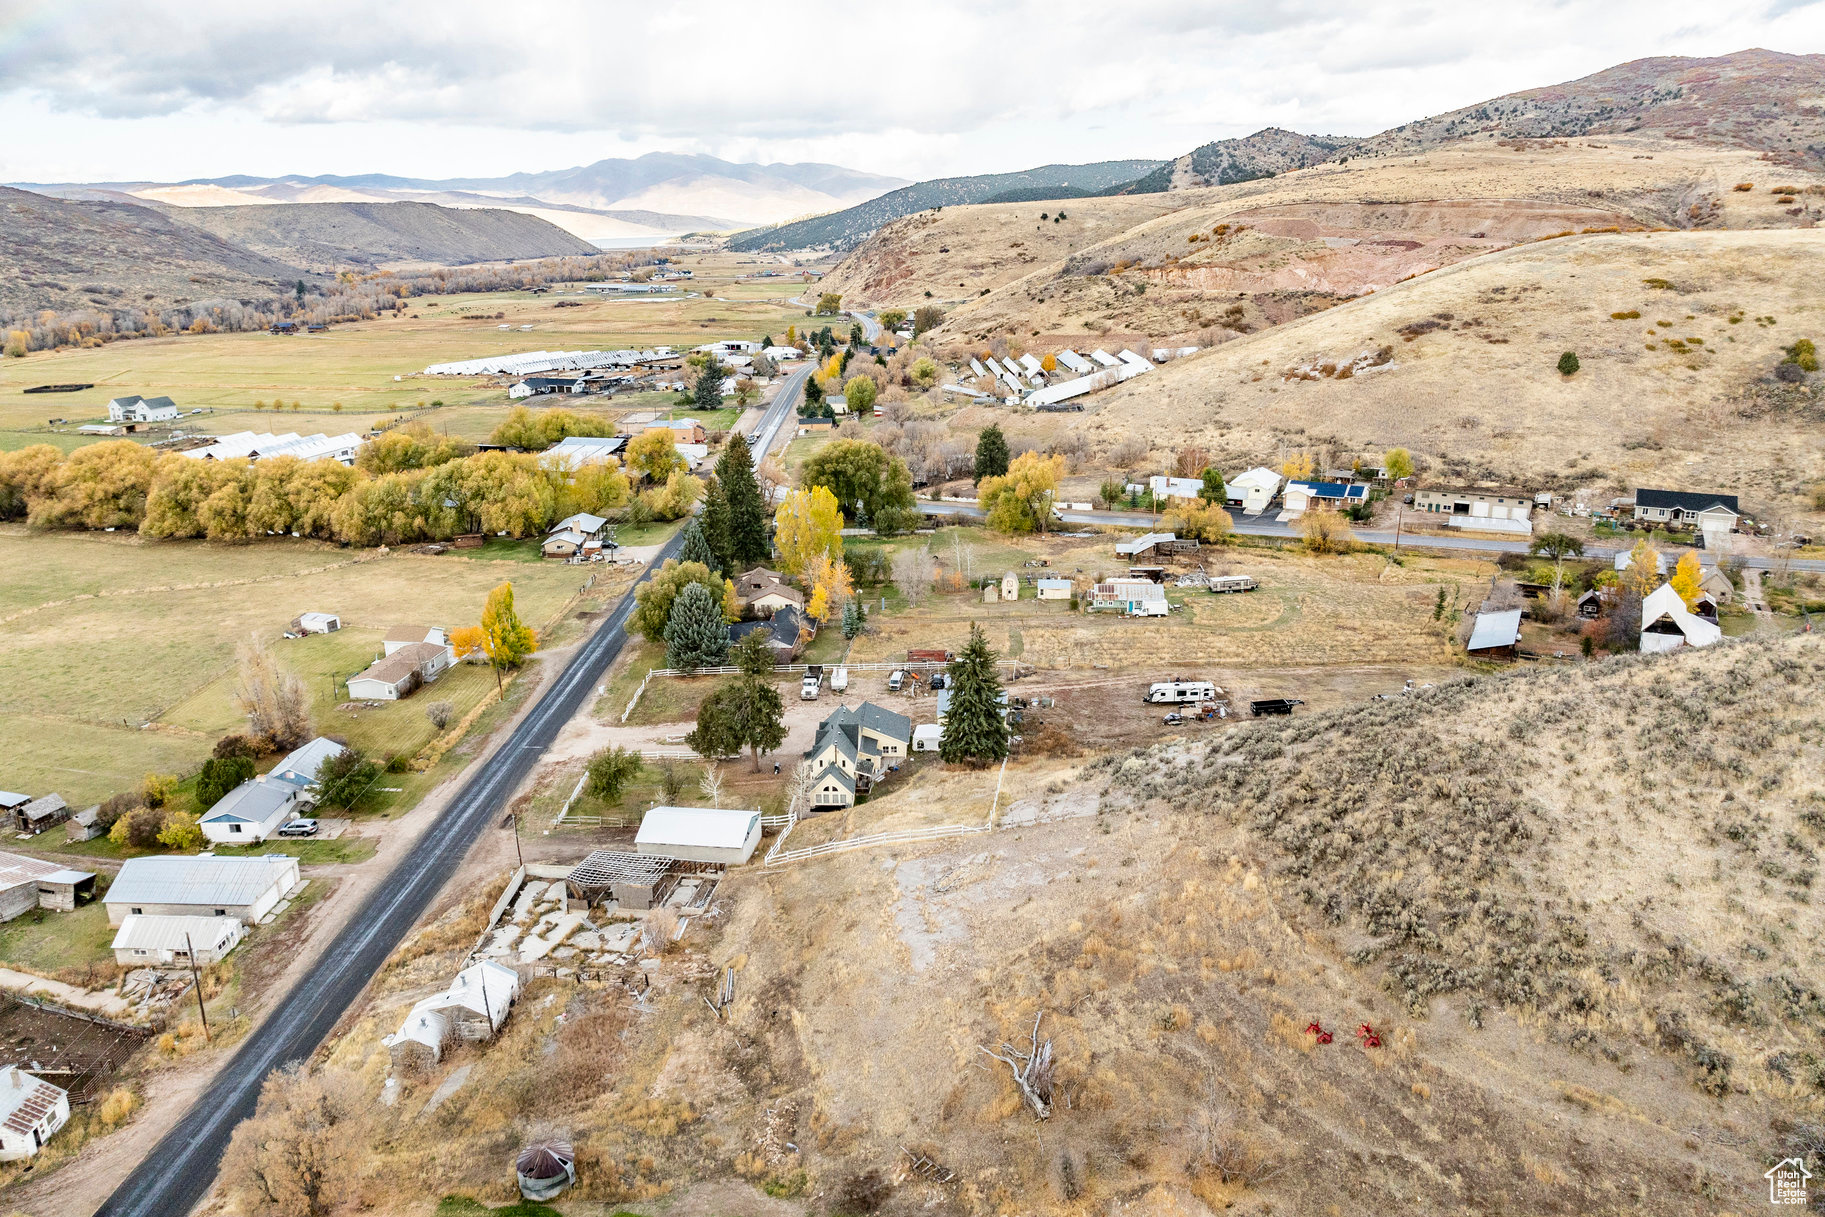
[1287,480,1368,501]
[384,625,442,645]
[731,605,805,649]
[1641,583,1724,646]
[268,738,346,790]
[636,806,760,851]
[1115,532,1176,557]
[107,855,296,908]
[810,764,856,793]
[551,512,607,535]
[0,1067,64,1135]
[354,642,446,688]
[18,794,66,823]
[1635,488,1741,515]
[0,793,27,811]
[1466,609,1523,651]
[110,915,243,954]
[200,778,297,826]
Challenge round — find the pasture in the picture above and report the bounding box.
[0,526,604,805]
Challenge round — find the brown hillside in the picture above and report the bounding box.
[0,186,313,314]
[229,636,1825,1216]
[162,200,601,271]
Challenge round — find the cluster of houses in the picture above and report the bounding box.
[951,347,1160,410]
[346,626,456,702]
[727,566,816,659]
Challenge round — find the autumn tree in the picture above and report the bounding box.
[633,560,738,643]
[979,451,1065,535]
[1669,550,1704,608]
[940,623,1008,766]
[1161,498,1233,544]
[1300,510,1354,555]
[891,546,936,605]
[801,439,915,522]
[1383,447,1414,481]
[35,441,158,530]
[0,444,63,521]
[1175,446,1208,479]
[480,581,537,690]
[664,581,730,671]
[774,485,845,576]
[909,356,939,388]
[1280,451,1316,481]
[219,1065,369,1217]
[627,429,686,483]
[816,292,843,315]
[878,309,907,331]
[804,551,856,625]
[450,626,486,660]
[913,305,945,336]
[843,374,878,413]
[638,469,703,521]
[234,635,312,749]
[1621,538,1663,599]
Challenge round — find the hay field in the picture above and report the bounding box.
[0,251,814,450]
[0,527,594,804]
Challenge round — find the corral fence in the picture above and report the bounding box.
[764,754,1009,867]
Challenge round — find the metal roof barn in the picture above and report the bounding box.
[635,807,762,866]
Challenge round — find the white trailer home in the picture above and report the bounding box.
[1146,681,1216,705]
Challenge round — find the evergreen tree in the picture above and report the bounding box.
[694,359,727,409]
[716,432,769,566]
[679,517,718,572]
[940,623,1009,766]
[663,582,730,672]
[841,597,866,639]
[1199,467,1225,504]
[688,669,786,770]
[803,376,824,409]
[762,334,775,349]
[974,424,1010,483]
[699,476,734,571]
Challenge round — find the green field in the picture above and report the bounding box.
[0,902,116,973]
[0,527,596,805]
[0,253,815,450]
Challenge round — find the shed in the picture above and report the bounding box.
[1036,578,1072,600]
[13,794,68,836]
[982,582,999,604]
[518,1140,577,1202]
[294,612,341,634]
[0,852,96,921]
[1466,609,1524,657]
[0,1067,69,1162]
[1640,584,1723,654]
[105,854,300,926]
[110,915,245,966]
[1576,588,1606,618]
[635,807,761,866]
[382,960,521,1071]
[912,724,942,752]
[1000,571,1020,600]
[65,806,102,843]
[1115,532,1176,559]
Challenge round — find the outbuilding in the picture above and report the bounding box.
[0,1066,69,1161]
[110,915,246,966]
[1036,578,1072,600]
[382,960,521,1071]
[1640,583,1723,653]
[0,852,96,922]
[1466,609,1523,658]
[912,724,942,752]
[105,855,300,927]
[634,806,762,866]
[292,612,341,635]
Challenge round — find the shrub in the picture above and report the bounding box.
[195,756,255,809]
[110,805,167,849]
[1784,338,1818,372]
[1609,310,1640,320]
[140,773,179,808]
[1557,351,1580,376]
[157,810,205,852]
[423,700,455,730]
[212,733,264,760]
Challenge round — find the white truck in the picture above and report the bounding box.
[800,666,824,700]
[1146,680,1216,705]
[831,666,849,693]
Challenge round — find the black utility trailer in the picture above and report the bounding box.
[1250,698,1304,717]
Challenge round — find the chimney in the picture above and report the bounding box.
[11,1069,23,1089]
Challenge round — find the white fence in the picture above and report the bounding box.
[621,659,1022,722]
[764,755,1009,867]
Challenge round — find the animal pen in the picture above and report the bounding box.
[564,851,720,911]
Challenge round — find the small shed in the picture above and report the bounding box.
[66,807,102,843]
[1036,577,1071,600]
[0,852,96,921]
[0,1067,69,1162]
[912,724,942,752]
[1466,609,1523,658]
[982,581,999,604]
[635,807,761,866]
[13,794,68,836]
[1575,588,1605,618]
[1000,571,1020,601]
[295,612,341,635]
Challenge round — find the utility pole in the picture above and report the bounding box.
[183,933,210,1041]
[1393,506,1402,552]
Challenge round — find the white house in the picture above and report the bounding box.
[1640,583,1723,654]
[198,777,302,845]
[104,855,300,927]
[1225,468,1283,515]
[106,395,179,423]
[383,960,520,1069]
[0,1067,69,1161]
[348,642,452,700]
[1147,476,1205,502]
[111,914,245,966]
[1282,481,1369,514]
[634,806,762,866]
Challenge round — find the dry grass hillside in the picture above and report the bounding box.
[1068,227,1825,516]
[919,135,1823,342]
[227,637,1825,1217]
[163,201,599,271]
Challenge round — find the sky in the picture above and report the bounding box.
[1,0,1822,184]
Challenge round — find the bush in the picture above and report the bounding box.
[195,756,255,810]
[1557,351,1580,376]
[1784,338,1818,372]
[110,805,167,849]
[96,791,143,831]
[212,733,264,760]
[586,746,642,803]
[157,810,205,852]
[423,700,455,731]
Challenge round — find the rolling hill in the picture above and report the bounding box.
[161,200,600,271]
[0,185,314,314]
[1109,127,1357,193]
[724,160,1164,253]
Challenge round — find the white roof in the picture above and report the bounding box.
[184,431,363,463]
[969,358,987,377]
[1228,467,1283,491]
[384,960,520,1050]
[544,529,587,549]
[0,851,93,891]
[1641,584,1722,647]
[1036,577,1072,589]
[1467,609,1524,651]
[298,612,339,627]
[551,512,607,535]
[636,806,760,851]
[1018,353,1043,375]
[0,1066,64,1132]
[423,348,653,376]
[1116,532,1177,556]
[1090,349,1121,367]
[110,914,242,953]
[107,855,298,908]
[270,737,347,787]
[1101,579,1168,601]
[1148,476,1204,500]
[198,778,295,827]
[541,436,626,471]
[913,723,942,741]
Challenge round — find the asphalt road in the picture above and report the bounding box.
[97,370,808,1217]
[918,500,1825,573]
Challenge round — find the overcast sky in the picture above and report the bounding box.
[1,0,1822,184]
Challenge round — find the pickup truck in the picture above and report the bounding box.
[800,665,824,700]
[831,666,849,693]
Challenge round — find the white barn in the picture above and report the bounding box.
[635,807,762,866]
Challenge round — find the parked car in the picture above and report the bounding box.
[888,669,906,692]
[278,818,319,837]
[927,673,945,690]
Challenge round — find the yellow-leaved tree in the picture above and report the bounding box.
[1383,447,1414,481]
[980,452,1065,535]
[773,485,845,575]
[450,625,486,660]
[1669,550,1704,608]
[1281,451,1316,481]
[804,551,855,625]
[1622,538,1663,599]
[480,582,537,692]
[626,430,685,484]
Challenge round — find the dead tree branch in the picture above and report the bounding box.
[978,1010,1054,1120]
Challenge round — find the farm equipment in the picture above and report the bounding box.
[1250,698,1304,717]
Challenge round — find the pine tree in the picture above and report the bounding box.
[679,518,719,572]
[700,476,734,571]
[694,359,726,409]
[803,376,824,411]
[974,424,1010,483]
[841,598,864,639]
[716,432,769,566]
[663,582,729,672]
[940,623,1009,766]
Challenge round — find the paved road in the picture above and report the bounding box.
[851,309,881,342]
[918,500,1825,573]
[97,369,807,1217]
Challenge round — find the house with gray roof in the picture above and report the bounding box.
[199,778,302,845]
[802,702,913,809]
[104,855,300,927]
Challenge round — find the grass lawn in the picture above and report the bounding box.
[214,837,378,865]
[0,902,116,973]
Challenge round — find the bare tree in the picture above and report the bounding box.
[705,965,735,1020]
[1108,436,1149,472]
[1187,1111,1285,1187]
[423,700,455,730]
[234,634,312,749]
[979,1011,1055,1120]
[1175,446,1209,478]
[892,547,936,606]
[698,764,726,808]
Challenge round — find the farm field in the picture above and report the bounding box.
[0,251,825,451]
[0,527,608,805]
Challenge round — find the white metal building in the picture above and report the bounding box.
[111,914,246,966]
[105,855,300,927]
[635,807,762,866]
